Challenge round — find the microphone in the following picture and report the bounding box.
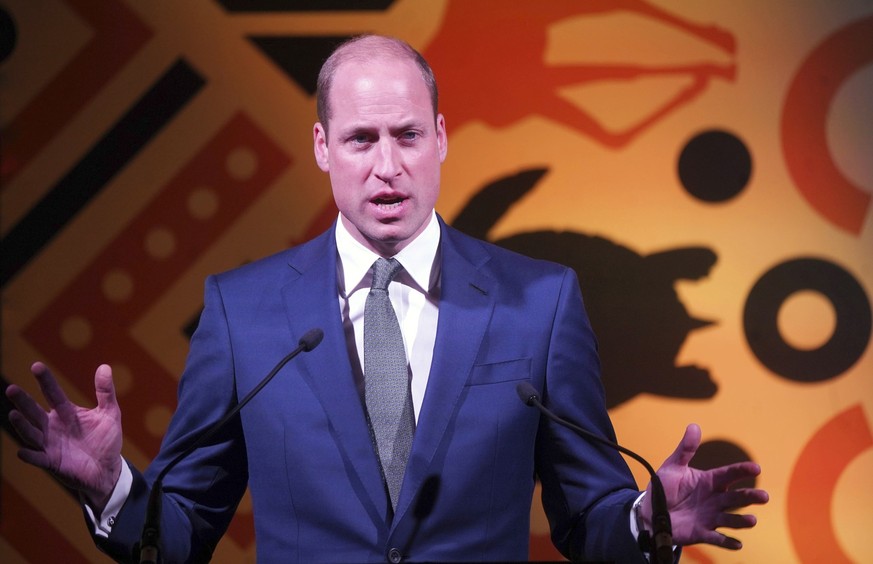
[516,381,673,564]
[139,328,324,563]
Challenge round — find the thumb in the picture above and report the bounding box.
[663,423,702,468]
[94,364,119,412]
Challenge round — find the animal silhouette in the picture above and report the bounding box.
[425,0,736,148]
[453,168,718,407]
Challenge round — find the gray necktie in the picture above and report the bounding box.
[364,257,415,511]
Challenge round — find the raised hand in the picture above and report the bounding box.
[5,362,124,512]
[642,423,769,549]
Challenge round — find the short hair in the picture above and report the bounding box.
[316,35,439,135]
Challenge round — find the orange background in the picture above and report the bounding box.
[1,1,871,562]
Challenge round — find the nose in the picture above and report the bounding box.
[373,139,401,183]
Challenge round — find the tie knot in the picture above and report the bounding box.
[371,257,402,291]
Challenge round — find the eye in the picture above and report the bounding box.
[399,130,420,143]
[351,133,373,145]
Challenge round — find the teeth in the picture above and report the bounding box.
[376,201,402,209]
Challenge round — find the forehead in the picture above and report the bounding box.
[328,56,432,122]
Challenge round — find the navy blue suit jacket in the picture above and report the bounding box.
[99,218,644,563]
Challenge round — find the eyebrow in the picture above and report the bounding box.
[340,119,429,138]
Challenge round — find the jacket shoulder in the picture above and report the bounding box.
[212,227,334,289]
[442,222,571,280]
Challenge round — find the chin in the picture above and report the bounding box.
[368,230,412,251]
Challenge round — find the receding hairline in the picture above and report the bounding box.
[316,35,439,134]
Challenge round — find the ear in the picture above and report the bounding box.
[313,122,330,172]
[436,113,448,163]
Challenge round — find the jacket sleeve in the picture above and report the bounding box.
[95,275,249,563]
[535,267,649,562]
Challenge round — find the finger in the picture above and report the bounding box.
[719,487,770,510]
[32,362,76,422]
[17,447,51,471]
[710,461,762,491]
[94,364,118,413]
[5,383,49,431]
[715,512,758,530]
[663,423,701,468]
[700,530,743,550]
[7,409,45,449]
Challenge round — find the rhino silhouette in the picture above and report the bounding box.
[453,168,718,408]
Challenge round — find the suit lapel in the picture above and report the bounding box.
[279,227,389,521]
[393,222,495,525]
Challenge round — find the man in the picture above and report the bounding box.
[6,35,767,563]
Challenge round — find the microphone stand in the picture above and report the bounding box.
[139,328,324,563]
[516,382,673,564]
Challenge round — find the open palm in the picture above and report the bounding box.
[6,362,123,510]
[645,424,769,549]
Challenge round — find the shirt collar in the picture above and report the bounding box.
[335,211,441,297]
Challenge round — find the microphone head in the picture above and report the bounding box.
[515,381,539,406]
[299,328,324,351]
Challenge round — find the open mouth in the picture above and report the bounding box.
[372,196,405,210]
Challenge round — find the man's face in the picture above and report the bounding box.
[313,56,447,257]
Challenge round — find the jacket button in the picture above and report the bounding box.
[387,548,403,563]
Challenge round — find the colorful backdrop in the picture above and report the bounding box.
[1,1,871,562]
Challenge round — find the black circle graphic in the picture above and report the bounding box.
[0,7,16,65]
[744,258,871,382]
[678,129,752,203]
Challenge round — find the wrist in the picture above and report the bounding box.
[84,458,123,514]
[636,491,653,534]
[632,492,653,554]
